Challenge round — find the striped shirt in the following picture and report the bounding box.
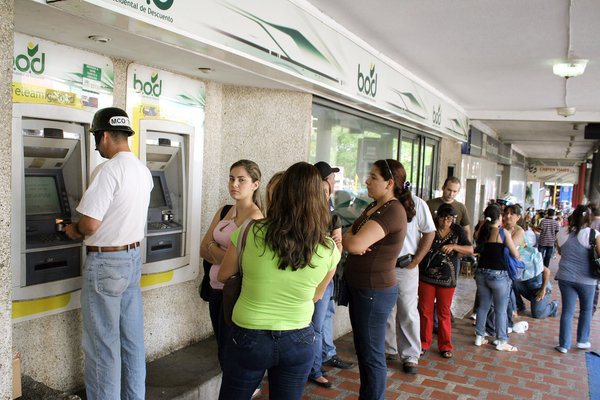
[538,218,560,247]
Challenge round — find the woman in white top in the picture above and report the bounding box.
[200,160,263,367]
[554,205,600,353]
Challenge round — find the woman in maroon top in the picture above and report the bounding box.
[343,159,415,400]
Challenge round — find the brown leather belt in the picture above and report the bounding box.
[86,242,141,253]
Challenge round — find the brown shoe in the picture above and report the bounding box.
[402,361,418,374]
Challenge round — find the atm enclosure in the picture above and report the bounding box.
[140,120,193,274]
[12,105,87,300]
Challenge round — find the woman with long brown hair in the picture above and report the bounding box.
[343,159,415,400]
[217,162,340,400]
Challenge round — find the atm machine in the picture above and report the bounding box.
[141,120,192,273]
[13,112,86,299]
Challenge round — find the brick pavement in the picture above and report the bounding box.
[254,259,599,399]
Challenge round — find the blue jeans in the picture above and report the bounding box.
[309,280,334,379]
[219,324,315,400]
[208,288,231,369]
[475,269,512,341]
[539,246,554,267]
[81,248,145,400]
[558,280,596,349]
[348,285,398,400]
[322,295,337,361]
[513,274,557,318]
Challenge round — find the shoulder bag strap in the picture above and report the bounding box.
[590,228,596,248]
[220,204,233,220]
[236,219,255,276]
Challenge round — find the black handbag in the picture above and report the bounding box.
[222,219,255,326]
[199,205,232,301]
[589,229,600,278]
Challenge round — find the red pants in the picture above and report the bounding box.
[418,281,455,352]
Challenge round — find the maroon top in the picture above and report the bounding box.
[344,200,407,289]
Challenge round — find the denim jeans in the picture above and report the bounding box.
[81,248,145,400]
[539,245,554,267]
[348,285,398,400]
[558,279,596,349]
[513,274,557,318]
[219,324,315,400]
[309,280,334,379]
[322,295,337,362]
[475,269,512,341]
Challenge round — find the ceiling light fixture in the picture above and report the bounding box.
[197,67,213,73]
[557,107,576,117]
[553,59,588,78]
[88,35,110,44]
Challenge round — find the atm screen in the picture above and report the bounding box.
[25,175,62,215]
[150,175,167,208]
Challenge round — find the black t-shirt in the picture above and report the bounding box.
[419,224,470,288]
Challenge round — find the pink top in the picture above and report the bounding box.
[209,207,238,290]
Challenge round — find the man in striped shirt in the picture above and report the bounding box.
[538,209,560,267]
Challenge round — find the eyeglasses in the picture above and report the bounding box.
[440,216,455,220]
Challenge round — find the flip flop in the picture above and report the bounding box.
[440,351,453,358]
[496,343,518,352]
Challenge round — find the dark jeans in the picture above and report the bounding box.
[208,288,230,368]
[219,324,315,400]
[539,246,554,267]
[348,285,398,400]
[513,274,557,318]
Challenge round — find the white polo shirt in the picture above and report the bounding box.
[77,151,153,246]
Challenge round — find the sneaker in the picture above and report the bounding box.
[402,361,418,374]
[555,345,568,354]
[323,355,354,369]
[550,300,559,317]
[469,312,477,320]
[508,327,513,334]
[576,342,591,349]
[475,335,488,346]
[385,353,399,361]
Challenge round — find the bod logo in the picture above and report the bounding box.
[13,42,45,75]
[357,64,377,97]
[133,72,162,97]
[147,0,174,10]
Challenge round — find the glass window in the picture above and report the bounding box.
[310,101,439,227]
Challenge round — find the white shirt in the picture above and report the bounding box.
[77,152,153,246]
[557,226,599,249]
[399,194,436,257]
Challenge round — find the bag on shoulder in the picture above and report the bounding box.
[517,245,544,281]
[589,228,600,279]
[199,205,233,301]
[499,228,525,281]
[222,219,255,326]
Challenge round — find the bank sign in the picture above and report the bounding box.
[12,33,114,110]
[105,0,175,23]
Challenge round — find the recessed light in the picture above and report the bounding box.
[197,67,213,73]
[88,35,110,44]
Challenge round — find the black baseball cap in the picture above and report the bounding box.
[314,161,340,179]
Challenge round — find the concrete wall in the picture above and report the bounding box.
[0,1,14,397]
[438,137,462,195]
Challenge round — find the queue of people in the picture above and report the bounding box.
[64,106,598,400]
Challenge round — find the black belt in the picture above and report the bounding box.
[86,242,141,253]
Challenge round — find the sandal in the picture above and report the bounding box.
[496,342,518,352]
[420,348,428,356]
[440,351,453,358]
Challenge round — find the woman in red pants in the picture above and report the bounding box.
[418,203,473,358]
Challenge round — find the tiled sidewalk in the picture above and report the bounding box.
[257,262,599,399]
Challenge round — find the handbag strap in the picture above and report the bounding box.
[590,228,596,248]
[236,219,255,276]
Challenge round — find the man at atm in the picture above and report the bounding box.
[65,107,153,400]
